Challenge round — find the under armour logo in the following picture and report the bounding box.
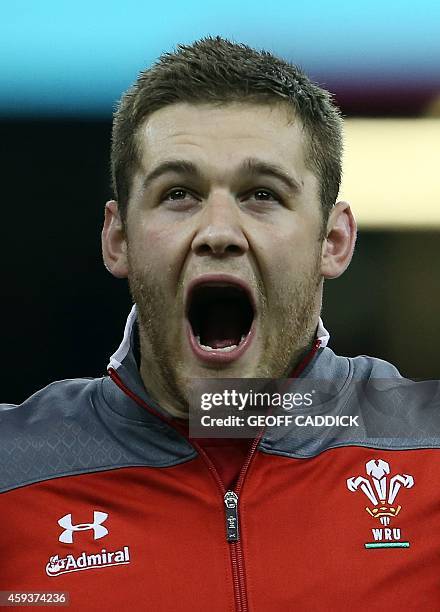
[58,511,109,544]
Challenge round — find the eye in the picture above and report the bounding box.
[251,189,279,201]
[164,188,190,201]
[162,188,199,209]
[243,189,281,207]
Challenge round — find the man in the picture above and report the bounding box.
[1,37,439,611]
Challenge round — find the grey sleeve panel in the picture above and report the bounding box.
[260,349,440,458]
[0,378,197,493]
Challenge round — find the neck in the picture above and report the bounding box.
[137,328,320,421]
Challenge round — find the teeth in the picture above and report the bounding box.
[195,335,239,352]
[195,334,248,352]
[217,344,238,352]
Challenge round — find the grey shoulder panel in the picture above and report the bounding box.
[260,349,440,458]
[0,378,197,493]
[349,353,403,379]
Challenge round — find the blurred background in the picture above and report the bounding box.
[2,0,439,403]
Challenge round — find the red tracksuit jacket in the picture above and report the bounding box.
[1,306,440,611]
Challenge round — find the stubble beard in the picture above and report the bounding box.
[128,252,323,416]
[255,253,323,379]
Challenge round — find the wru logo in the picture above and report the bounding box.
[58,511,109,543]
[347,459,414,525]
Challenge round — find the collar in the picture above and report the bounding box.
[106,304,334,419]
[109,304,330,369]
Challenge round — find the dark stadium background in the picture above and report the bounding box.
[2,2,439,403]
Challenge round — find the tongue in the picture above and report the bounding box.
[201,301,243,349]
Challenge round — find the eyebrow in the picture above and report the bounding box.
[142,160,201,191]
[240,158,303,192]
[141,157,303,193]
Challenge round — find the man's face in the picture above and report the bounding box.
[125,102,325,407]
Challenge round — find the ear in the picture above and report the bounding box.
[320,201,357,279]
[101,200,129,278]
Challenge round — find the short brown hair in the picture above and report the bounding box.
[111,36,343,227]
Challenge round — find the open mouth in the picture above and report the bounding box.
[186,278,256,363]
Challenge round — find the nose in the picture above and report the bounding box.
[191,192,249,257]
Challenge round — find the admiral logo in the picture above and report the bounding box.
[46,510,131,576]
[46,546,130,577]
[347,459,415,549]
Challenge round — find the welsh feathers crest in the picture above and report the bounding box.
[347,459,414,525]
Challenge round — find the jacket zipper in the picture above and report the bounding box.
[222,338,322,611]
[108,338,321,612]
[224,491,239,541]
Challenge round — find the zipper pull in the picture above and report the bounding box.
[224,491,239,542]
